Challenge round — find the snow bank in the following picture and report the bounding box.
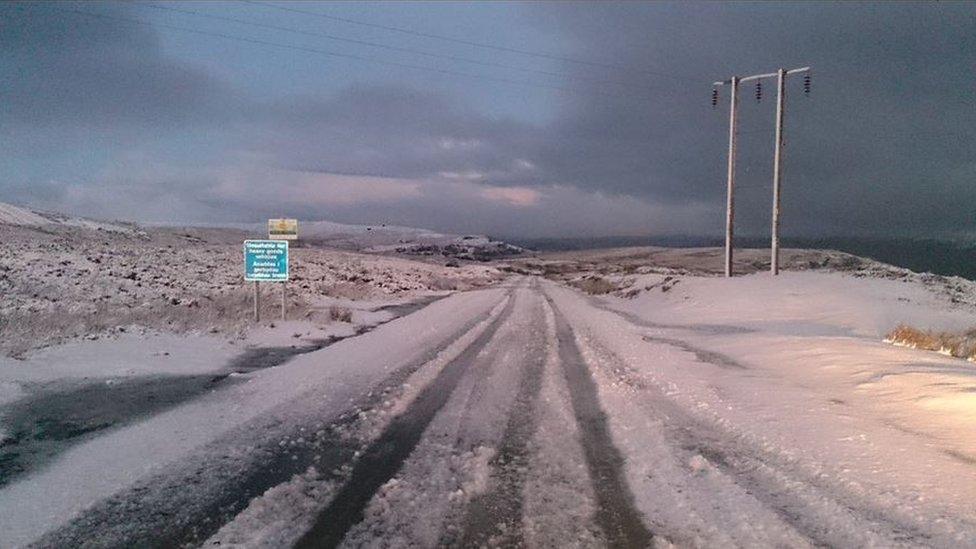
[598,270,976,459]
[0,333,238,383]
[614,270,976,339]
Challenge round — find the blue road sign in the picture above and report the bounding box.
[244,240,288,282]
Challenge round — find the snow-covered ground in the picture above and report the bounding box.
[585,269,976,466]
[552,274,976,546]
[4,212,976,547]
[0,203,503,356]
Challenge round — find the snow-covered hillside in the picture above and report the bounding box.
[0,202,48,226]
[158,217,524,260]
[0,201,137,233]
[0,205,503,356]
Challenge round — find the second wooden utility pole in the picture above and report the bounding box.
[770,68,786,275]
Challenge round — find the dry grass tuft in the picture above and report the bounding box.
[885,324,976,361]
[571,275,620,296]
[329,305,353,323]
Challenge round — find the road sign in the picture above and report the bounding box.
[244,240,289,282]
[268,218,298,240]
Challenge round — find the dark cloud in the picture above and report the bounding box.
[255,86,548,186]
[527,2,976,236]
[2,2,974,238]
[1,2,239,130]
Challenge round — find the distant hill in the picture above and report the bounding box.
[511,235,976,281]
[0,202,48,225]
[0,201,138,233]
[261,220,523,262]
[0,203,522,263]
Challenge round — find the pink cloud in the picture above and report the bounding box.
[479,186,542,207]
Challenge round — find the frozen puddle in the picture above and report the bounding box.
[0,374,232,485]
[0,339,332,486]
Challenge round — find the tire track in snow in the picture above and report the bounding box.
[452,289,548,547]
[640,335,748,370]
[546,295,656,548]
[293,292,518,549]
[586,297,754,336]
[521,296,605,548]
[31,293,502,549]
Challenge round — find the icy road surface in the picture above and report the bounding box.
[3,277,976,547]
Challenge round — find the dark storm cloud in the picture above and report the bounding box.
[0,2,238,130]
[2,2,974,238]
[525,2,976,236]
[249,2,976,237]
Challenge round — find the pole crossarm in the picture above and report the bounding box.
[713,66,809,87]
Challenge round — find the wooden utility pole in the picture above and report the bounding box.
[724,76,739,278]
[712,66,810,277]
[771,68,786,275]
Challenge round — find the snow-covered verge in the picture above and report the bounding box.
[0,217,502,356]
[594,269,976,453]
[0,300,411,409]
[547,279,976,545]
[602,269,976,338]
[556,268,976,478]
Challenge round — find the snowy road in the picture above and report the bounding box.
[4,277,976,547]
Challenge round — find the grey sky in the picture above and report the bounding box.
[2,1,974,238]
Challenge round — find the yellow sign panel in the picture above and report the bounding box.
[268,218,298,240]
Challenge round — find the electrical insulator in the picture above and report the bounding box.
[755,80,762,102]
[803,73,811,95]
[711,88,718,108]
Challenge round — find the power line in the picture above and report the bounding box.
[139,2,657,93]
[46,5,652,100]
[242,0,700,84]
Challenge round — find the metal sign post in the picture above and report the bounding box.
[267,219,297,321]
[244,240,289,322]
[253,281,260,322]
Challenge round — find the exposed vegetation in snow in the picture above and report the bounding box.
[886,324,976,361]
